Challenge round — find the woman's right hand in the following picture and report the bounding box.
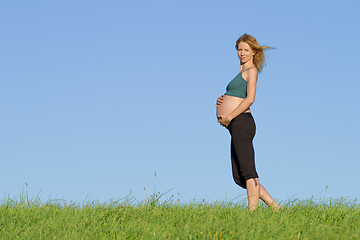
[216,95,225,107]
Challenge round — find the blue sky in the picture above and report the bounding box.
[1,0,359,204]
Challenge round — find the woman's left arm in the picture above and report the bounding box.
[219,68,258,127]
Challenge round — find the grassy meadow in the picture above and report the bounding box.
[0,193,359,239]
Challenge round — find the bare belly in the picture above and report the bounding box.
[216,95,248,118]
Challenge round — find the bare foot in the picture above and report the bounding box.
[272,205,284,212]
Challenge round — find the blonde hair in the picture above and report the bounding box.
[235,33,273,72]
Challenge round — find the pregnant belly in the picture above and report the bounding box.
[216,95,244,117]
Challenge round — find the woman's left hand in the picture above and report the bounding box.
[217,115,232,128]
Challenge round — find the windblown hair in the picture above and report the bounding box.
[235,33,273,72]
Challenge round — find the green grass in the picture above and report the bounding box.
[0,193,359,239]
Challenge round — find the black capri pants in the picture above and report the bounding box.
[227,112,258,189]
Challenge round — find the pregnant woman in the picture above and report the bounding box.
[216,33,282,212]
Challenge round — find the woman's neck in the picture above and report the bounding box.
[240,62,254,71]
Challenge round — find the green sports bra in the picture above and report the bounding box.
[224,67,251,98]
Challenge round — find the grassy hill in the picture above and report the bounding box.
[0,195,359,239]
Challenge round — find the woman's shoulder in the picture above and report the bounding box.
[247,66,258,74]
[244,66,258,79]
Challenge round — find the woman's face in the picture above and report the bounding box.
[237,41,255,64]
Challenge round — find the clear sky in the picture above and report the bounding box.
[1,0,359,204]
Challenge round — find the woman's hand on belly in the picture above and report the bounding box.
[216,95,243,118]
[216,94,225,107]
[217,115,232,128]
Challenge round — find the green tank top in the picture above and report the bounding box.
[224,68,251,98]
